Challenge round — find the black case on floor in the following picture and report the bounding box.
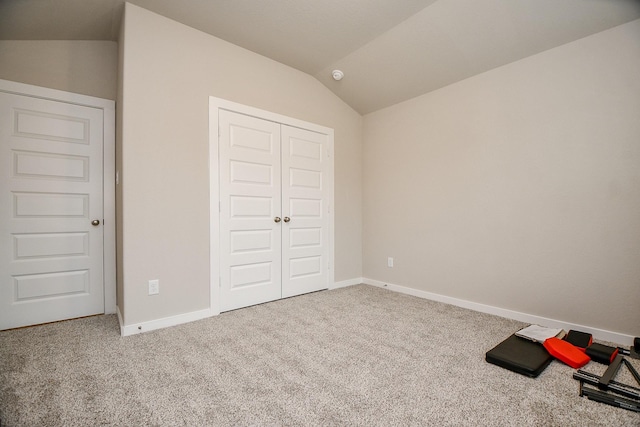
[585,343,618,365]
[564,330,593,349]
[486,334,553,378]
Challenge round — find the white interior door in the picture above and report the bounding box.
[218,109,332,311]
[219,110,282,311]
[0,91,105,330]
[214,99,334,313]
[281,125,330,298]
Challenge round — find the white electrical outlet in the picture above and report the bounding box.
[388,257,394,268]
[148,279,159,295]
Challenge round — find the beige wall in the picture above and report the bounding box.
[363,20,640,336]
[119,4,362,326]
[0,40,117,100]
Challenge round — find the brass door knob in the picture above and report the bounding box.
[283,217,290,223]
[274,217,281,223]
[91,219,100,226]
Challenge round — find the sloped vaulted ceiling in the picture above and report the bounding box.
[1,0,639,114]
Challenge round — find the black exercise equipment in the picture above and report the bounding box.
[485,334,552,377]
[578,383,640,412]
[574,354,640,413]
[564,330,592,350]
[616,337,640,360]
[586,343,619,365]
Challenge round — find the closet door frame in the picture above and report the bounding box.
[209,97,334,315]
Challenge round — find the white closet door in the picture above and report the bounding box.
[281,125,330,298]
[0,91,104,330]
[219,110,282,311]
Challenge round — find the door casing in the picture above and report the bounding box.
[0,79,116,318]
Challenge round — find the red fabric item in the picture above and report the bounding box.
[543,337,590,369]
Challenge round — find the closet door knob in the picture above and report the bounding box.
[91,219,100,226]
[283,217,290,223]
[274,217,281,223]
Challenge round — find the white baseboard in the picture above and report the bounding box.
[363,278,635,346]
[119,308,214,337]
[116,278,367,337]
[332,277,363,289]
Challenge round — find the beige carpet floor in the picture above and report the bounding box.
[1,284,639,426]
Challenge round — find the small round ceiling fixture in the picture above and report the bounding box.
[332,70,344,81]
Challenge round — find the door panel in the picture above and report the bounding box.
[13,150,89,181]
[13,232,88,259]
[14,270,89,300]
[0,92,104,330]
[281,125,329,298]
[219,110,282,311]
